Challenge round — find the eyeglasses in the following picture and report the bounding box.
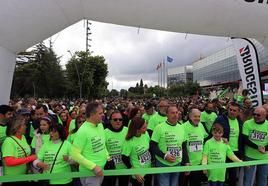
[253,113,261,117]
[112,118,123,122]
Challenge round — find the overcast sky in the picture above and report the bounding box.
[46,20,233,90]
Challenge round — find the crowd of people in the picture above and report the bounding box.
[0,92,267,186]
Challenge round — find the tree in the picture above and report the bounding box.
[120,89,128,98]
[65,51,108,99]
[108,89,119,97]
[11,43,66,98]
[167,82,200,96]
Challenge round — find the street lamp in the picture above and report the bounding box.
[67,50,82,99]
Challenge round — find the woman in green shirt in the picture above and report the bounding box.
[122,117,152,186]
[2,116,36,186]
[34,124,74,186]
[67,114,85,144]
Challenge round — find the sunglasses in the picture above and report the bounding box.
[253,113,261,117]
[112,118,123,122]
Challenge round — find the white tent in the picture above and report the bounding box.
[1,0,268,103]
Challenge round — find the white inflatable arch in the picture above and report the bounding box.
[1,0,268,103]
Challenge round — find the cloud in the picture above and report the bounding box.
[47,20,233,90]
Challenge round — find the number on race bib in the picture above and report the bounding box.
[138,151,151,165]
[250,130,267,141]
[111,154,122,164]
[189,141,203,152]
[167,147,181,157]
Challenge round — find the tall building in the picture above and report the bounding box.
[193,39,268,87]
[167,65,193,87]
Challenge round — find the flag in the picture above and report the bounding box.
[156,64,159,70]
[167,56,173,63]
[218,88,229,98]
[156,63,162,70]
[232,38,263,107]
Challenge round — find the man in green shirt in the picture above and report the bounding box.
[142,102,156,124]
[147,100,168,137]
[201,102,217,133]
[71,102,113,186]
[213,101,243,186]
[0,105,14,144]
[243,106,268,186]
[183,108,208,186]
[0,105,14,169]
[151,105,189,186]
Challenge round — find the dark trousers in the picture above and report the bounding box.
[2,181,35,186]
[178,173,187,186]
[188,170,204,186]
[130,174,152,186]
[209,181,224,186]
[102,175,129,186]
[226,151,239,186]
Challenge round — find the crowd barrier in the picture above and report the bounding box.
[0,160,268,183]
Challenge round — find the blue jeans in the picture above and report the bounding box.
[243,156,268,186]
[209,181,224,186]
[155,160,180,186]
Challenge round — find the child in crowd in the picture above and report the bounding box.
[202,123,242,186]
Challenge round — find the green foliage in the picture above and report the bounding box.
[108,89,119,97]
[11,43,66,98]
[11,44,108,99]
[65,51,108,98]
[167,82,200,96]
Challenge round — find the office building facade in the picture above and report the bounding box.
[193,39,268,86]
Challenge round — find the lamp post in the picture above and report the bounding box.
[67,50,82,99]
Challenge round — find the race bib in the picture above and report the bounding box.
[189,141,203,152]
[111,154,122,164]
[138,151,151,165]
[250,130,267,141]
[167,147,181,157]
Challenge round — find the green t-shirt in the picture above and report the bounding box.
[147,112,167,131]
[242,119,268,159]
[151,122,186,166]
[228,118,239,151]
[177,120,184,125]
[2,136,31,175]
[57,116,63,125]
[122,132,151,177]
[72,121,108,171]
[31,133,50,149]
[142,112,156,124]
[38,140,72,185]
[104,127,128,169]
[203,137,234,182]
[183,121,208,165]
[68,119,76,132]
[29,121,35,138]
[235,95,244,104]
[0,125,7,144]
[201,111,217,132]
[67,132,78,144]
